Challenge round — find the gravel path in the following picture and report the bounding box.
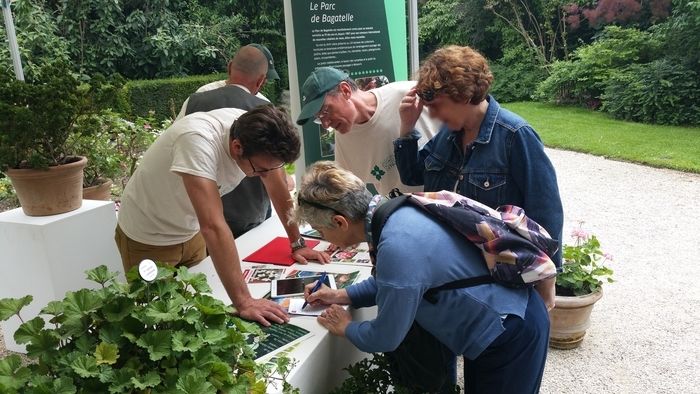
[2,148,699,392]
[539,149,700,394]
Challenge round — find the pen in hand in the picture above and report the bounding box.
[302,272,327,310]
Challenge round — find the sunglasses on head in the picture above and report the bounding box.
[416,86,447,102]
[297,195,344,216]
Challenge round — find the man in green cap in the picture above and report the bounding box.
[296,67,439,195]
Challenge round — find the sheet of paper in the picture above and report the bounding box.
[287,298,328,316]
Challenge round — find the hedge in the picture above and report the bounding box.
[122,73,283,121]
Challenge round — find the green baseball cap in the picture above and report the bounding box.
[296,67,348,125]
[249,43,280,81]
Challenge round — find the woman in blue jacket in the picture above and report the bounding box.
[295,161,550,393]
[394,45,563,311]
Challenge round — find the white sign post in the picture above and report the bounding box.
[1,0,25,81]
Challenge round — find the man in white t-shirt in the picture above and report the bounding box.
[116,105,328,326]
[296,67,440,195]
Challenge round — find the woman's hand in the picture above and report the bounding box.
[398,88,424,137]
[304,283,351,306]
[318,304,352,336]
[535,277,556,311]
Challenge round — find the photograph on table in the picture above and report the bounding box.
[244,267,286,283]
[329,243,371,266]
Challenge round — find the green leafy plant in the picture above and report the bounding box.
[0,176,19,211]
[330,354,460,394]
[67,110,161,190]
[0,264,297,393]
[0,62,121,171]
[557,223,615,296]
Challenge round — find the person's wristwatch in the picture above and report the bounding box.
[291,237,306,252]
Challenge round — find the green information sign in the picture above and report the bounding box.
[284,0,408,167]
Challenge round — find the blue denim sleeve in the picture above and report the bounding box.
[509,126,564,267]
[346,276,378,308]
[394,129,429,186]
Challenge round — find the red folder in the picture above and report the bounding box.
[243,237,320,266]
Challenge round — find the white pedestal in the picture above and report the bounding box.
[0,200,124,352]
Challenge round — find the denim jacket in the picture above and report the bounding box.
[394,95,564,266]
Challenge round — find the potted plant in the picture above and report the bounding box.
[0,62,93,216]
[549,223,614,349]
[0,264,297,393]
[66,110,160,201]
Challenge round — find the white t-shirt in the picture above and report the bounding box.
[334,81,441,195]
[118,108,247,245]
[176,81,269,120]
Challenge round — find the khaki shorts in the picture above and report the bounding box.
[115,224,207,275]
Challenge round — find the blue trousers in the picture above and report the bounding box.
[462,288,550,393]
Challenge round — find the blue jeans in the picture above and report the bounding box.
[463,288,550,393]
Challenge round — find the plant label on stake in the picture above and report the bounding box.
[138,259,158,282]
[139,259,157,302]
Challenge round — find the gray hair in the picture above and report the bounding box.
[293,161,372,229]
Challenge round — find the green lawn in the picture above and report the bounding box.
[503,102,700,173]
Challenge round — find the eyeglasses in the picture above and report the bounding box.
[247,157,285,175]
[312,103,331,125]
[416,86,446,102]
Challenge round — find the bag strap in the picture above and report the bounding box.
[423,276,494,304]
[370,190,495,304]
[370,194,409,250]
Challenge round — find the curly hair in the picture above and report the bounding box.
[293,161,372,229]
[416,45,494,105]
[230,105,301,163]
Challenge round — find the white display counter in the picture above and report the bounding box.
[0,200,124,352]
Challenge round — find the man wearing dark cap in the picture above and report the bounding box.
[175,44,285,239]
[296,67,439,195]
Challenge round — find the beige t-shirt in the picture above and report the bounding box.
[334,81,441,195]
[118,108,247,245]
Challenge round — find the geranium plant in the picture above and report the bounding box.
[556,223,614,296]
[0,265,298,393]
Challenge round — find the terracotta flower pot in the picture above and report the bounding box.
[83,178,113,201]
[5,157,87,216]
[548,289,603,349]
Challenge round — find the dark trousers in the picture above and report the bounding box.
[463,288,550,394]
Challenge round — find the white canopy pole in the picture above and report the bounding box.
[2,0,25,81]
[408,0,419,78]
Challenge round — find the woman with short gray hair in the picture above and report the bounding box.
[295,161,550,393]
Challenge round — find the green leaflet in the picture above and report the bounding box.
[0,295,33,321]
[136,330,172,361]
[95,342,119,365]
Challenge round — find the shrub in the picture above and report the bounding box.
[490,45,547,102]
[602,59,700,125]
[124,74,283,121]
[123,74,225,121]
[0,62,93,170]
[536,26,662,106]
[0,264,297,393]
[67,110,162,188]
